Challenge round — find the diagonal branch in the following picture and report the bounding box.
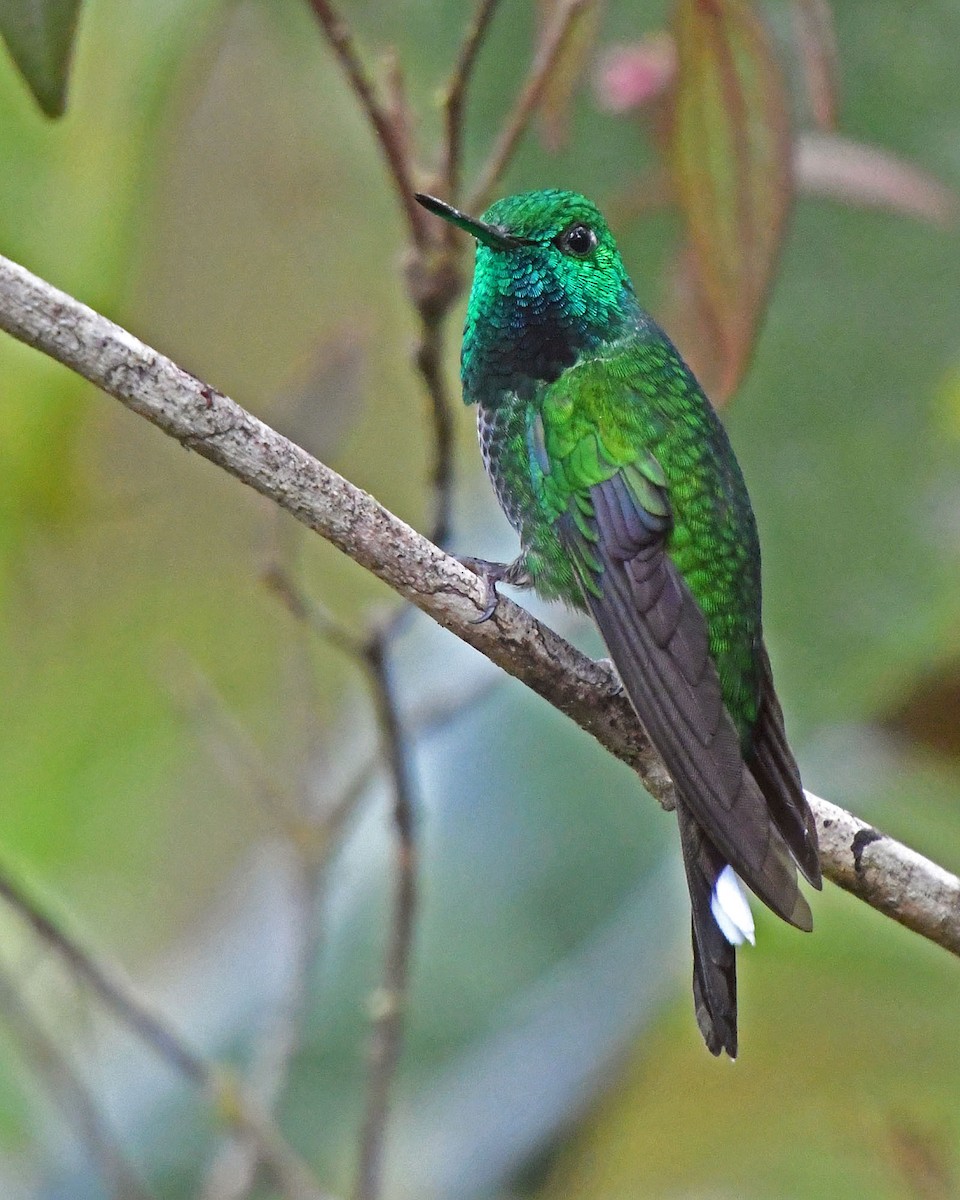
[1,252,959,958]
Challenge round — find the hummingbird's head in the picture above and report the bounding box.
[416,189,640,400]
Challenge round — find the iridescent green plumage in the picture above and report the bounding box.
[416,188,821,1057]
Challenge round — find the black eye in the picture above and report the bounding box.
[557,223,598,257]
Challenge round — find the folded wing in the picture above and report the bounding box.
[544,433,819,1054]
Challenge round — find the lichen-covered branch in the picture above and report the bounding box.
[808,791,960,955]
[1,251,959,960]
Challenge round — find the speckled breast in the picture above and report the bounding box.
[476,397,538,540]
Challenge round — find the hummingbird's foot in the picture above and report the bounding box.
[458,555,532,623]
[595,657,624,695]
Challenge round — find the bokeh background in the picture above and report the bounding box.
[1,1,960,1197]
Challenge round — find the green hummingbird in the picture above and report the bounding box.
[414,188,821,1057]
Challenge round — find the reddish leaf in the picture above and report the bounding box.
[791,0,840,131]
[659,246,728,403]
[669,0,793,401]
[536,0,604,152]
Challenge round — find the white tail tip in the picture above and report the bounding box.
[711,865,756,946]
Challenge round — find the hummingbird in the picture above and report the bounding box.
[414,188,821,1057]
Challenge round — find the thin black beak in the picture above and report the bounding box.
[415,193,528,250]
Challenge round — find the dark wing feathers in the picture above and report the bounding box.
[548,424,819,1054]
[579,526,812,930]
[748,644,822,888]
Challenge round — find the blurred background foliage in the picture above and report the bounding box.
[0,0,959,1197]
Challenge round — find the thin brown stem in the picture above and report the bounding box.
[0,871,208,1086]
[403,230,465,564]
[167,656,304,842]
[186,660,334,1200]
[199,852,327,1200]
[304,0,426,244]
[264,566,418,1200]
[467,0,590,212]
[352,638,418,1200]
[0,962,156,1200]
[264,564,367,658]
[442,0,504,204]
[415,314,456,551]
[304,0,470,559]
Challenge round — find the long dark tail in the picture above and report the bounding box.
[677,802,738,1057]
[676,641,822,1057]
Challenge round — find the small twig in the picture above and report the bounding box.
[383,50,414,174]
[182,652,335,1200]
[304,0,426,244]
[198,852,324,1200]
[264,564,368,658]
[0,961,156,1200]
[402,218,464,562]
[201,546,434,1200]
[0,868,334,1200]
[1,252,959,958]
[167,656,304,841]
[467,0,591,212]
[352,639,418,1200]
[305,0,468,554]
[0,871,207,1086]
[441,0,505,204]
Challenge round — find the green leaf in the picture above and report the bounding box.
[669,0,793,401]
[0,0,83,116]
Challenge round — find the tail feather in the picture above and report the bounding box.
[678,802,738,1058]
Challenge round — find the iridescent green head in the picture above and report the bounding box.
[416,189,641,402]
